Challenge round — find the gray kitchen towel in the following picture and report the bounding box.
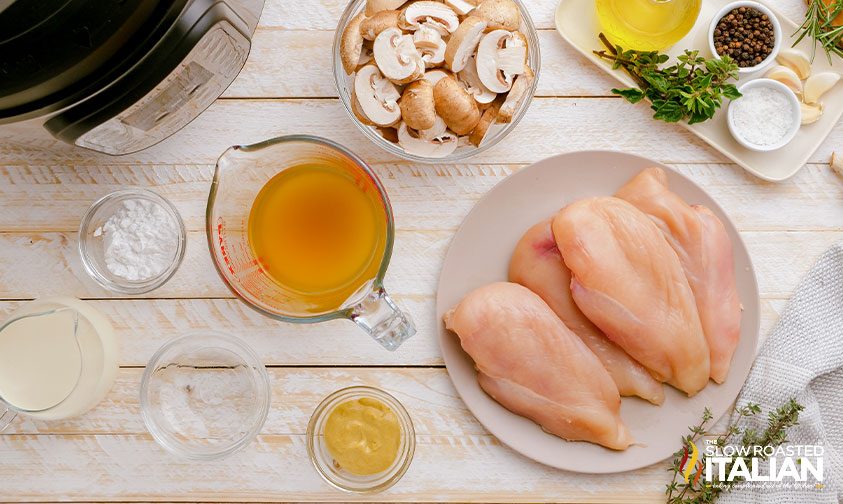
[720,242,843,504]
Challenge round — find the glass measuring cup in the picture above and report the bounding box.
[206,135,415,351]
[0,298,118,431]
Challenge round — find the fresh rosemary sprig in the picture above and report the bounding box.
[593,33,741,125]
[793,0,843,63]
[665,399,805,504]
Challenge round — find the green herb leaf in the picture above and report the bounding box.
[592,36,741,125]
[613,88,646,103]
[794,0,843,63]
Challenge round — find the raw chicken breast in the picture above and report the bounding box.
[615,167,741,384]
[508,219,665,405]
[553,197,710,396]
[444,282,633,450]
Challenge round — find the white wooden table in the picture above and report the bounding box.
[1,0,840,502]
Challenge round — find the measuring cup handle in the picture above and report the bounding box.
[0,403,16,432]
[350,287,416,351]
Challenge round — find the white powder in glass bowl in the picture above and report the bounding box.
[729,86,797,147]
[93,199,179,281]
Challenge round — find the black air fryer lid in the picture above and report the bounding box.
[0,0,165,122]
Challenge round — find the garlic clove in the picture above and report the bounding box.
[800,101,823,125]
[831,152,843,177]
[764,65,803,96]
[803,72,841,104]
[776,49,812,80]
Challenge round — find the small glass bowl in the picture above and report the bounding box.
[708,1,782,75]
[140,331,271,461]
[332,0,541,163]
[307,386,415,493]
[78,189,186,295]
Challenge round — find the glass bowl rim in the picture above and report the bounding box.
[78,188,186,295]
[306,385,416,493]
[331,0,542,163]
[139,330,272,461]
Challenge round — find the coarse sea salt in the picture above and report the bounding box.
[729,86,796,147]
[94,199,179,281]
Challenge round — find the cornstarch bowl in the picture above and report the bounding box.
[78,189,186,295]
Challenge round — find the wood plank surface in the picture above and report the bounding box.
[4,99,843,166]
[1,0,838,502]
[2,163,842,232]
[0,298,785,368]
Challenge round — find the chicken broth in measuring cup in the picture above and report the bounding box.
[247,162,388,314]
[208,136,414,350]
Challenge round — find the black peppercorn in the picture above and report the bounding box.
[713,7,776,68]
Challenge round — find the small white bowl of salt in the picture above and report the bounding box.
[727,78,801,152]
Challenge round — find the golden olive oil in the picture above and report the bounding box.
[247,163,388,314]
[596,0,702,51]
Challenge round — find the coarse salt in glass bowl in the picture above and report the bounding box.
[332,0,541,163]
[140,331,271,461]
[78,189,186,295]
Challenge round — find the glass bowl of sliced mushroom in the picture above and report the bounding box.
[333,0,540,162]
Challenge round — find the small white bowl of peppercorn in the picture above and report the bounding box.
[709,1,782,75]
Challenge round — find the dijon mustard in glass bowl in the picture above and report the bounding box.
[306,386,415,493]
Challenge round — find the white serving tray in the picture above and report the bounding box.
[555,0,843,181]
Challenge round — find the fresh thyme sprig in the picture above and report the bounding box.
[665,399,804,504]
[593,33,741,125]
[793,0,843,63]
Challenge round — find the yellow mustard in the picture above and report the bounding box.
[324,397,401,475]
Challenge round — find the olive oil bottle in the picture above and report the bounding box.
[596,0,702,51]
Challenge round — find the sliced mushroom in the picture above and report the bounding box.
[398,122,459,157]
[444,0,480,16]
[400,79,437,130]
[476,29,525,93]
[414,23,447,67]
[424,69,454,85]
[445,16,487,72]
[354,64,402,126]
[378,126,400,143]
[469,102,500,146]
[366,0,409,16]
[434,75,481,135]
[417,115,448,139]
[497,67,533,123]
[374,27,424,82]
[340,12,367,75]
[474,0,521,31]
[458,55,497,104]
[351,90,375,126]
[361,10,401,40]
[399,1,460,35]
[356,42,374,69]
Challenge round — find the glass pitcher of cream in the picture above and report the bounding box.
[0,298,118,431]
[206,135,415,351]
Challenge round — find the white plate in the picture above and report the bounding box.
[436,151,761,473]
[555,0,843,182]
